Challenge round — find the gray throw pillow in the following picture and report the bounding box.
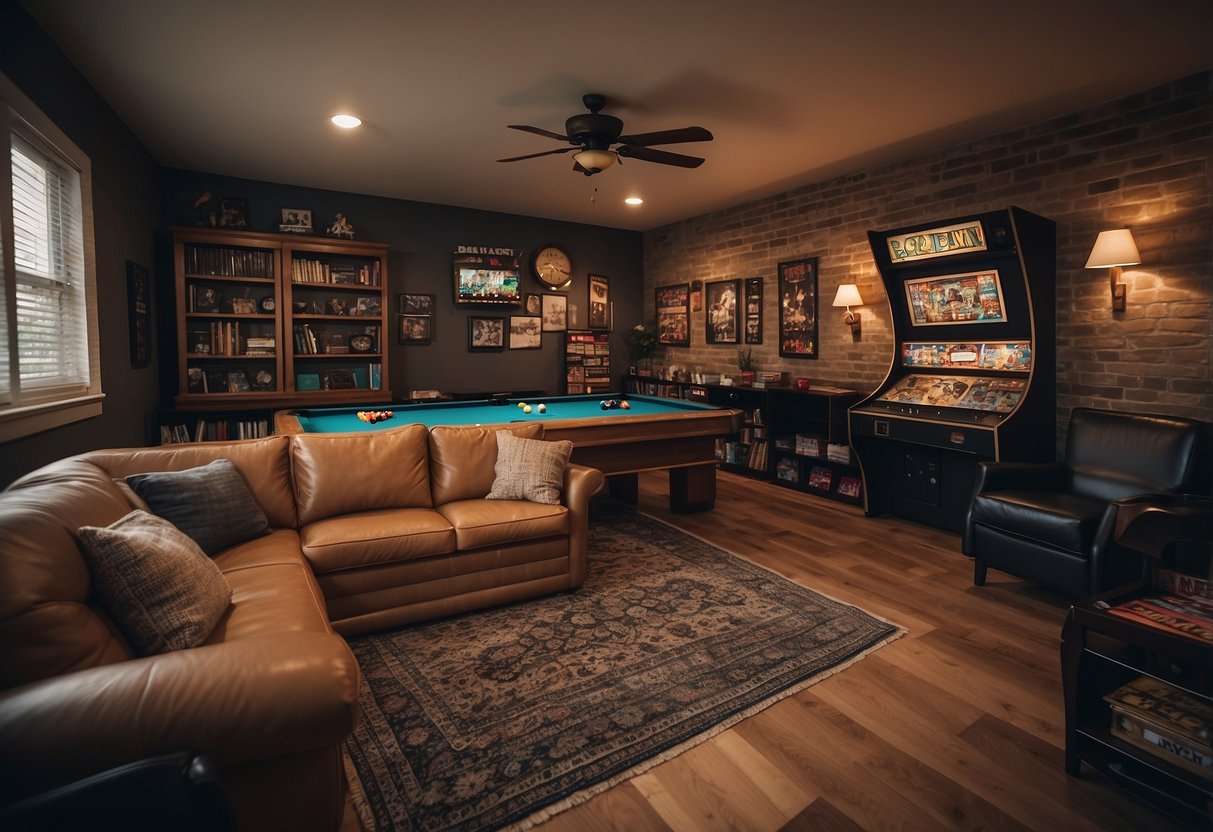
[77,510,232,656]
[126,459,270,555]
[486,432,573,505]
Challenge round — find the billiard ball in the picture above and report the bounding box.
[517,402,527,410]
[600,400,609,410]
[537,403,546,413]
[523,404,532,414]
[619,400,630,409]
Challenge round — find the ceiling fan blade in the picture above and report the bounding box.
[507,124,570,142]
[497,147,577,163]
[616,145,705,168]
[617,126,713,147]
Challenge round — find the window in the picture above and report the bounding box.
[0,73,102,441]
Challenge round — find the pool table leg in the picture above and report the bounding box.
[670,464,716,513]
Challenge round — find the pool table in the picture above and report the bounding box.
[275,394,743,512]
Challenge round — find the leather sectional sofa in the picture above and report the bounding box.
[0,423,603,830]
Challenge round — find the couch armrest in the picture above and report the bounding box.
[973,461,1066,494]
[564,463,605,586]
[0,631,359,800]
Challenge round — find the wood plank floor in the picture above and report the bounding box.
[343,470,1191,831]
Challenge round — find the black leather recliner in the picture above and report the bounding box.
[963,407,1210,598]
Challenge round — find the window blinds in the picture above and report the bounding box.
[9,131,89,398]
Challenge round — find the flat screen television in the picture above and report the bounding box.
[453,246,521,304]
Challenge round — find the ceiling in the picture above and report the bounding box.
[22,0,1213,232]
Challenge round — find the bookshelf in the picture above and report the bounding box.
[172,228,390,421]
[622,374,862,504]
[565,331,611,394]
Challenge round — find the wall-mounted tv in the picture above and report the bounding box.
[453,245,521,304]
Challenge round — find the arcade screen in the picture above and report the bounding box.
[904,270,1006,326]
[901,342,1031,372]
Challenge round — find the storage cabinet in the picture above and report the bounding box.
[1061,584,1212,827]
[622,374,862,504]
[172,228,390,414]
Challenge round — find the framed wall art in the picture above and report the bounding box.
[279,208,312,234]
[705,278,740,345]
[509,315,542,349]
[744,276,763,345]
[778,257,818,359]
[587,274,610,330]
[524,293,542,315]
[541,293,568,332]
[398,293,434,345]
[468,315,504,351]
[655,283,690,346]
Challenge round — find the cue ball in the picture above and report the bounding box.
[523,405,532,414]
[537,403,546,413]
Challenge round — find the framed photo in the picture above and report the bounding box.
[587,274,610,330]
[542,293,567,332]
[509,315,542,349]
[353,296,381,317]
[230,296,256,315]
[778,257,818,359]
[279,208,313,234]
[218,197,249,229]
[524,293,542,316]
[398,293,435,345]
[744,277,763,344]
[399,293,434,315]
[126,261,150,368]
[690,279,703,313]
[468,315,504,351]
[904,270,1006,326]
[705,279,740,345]
[655,283,690,346]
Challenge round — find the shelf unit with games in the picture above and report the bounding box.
[564,331,611,394]
[622,374,862,504]
[172,228,391,421]
[1061,495,1213,826]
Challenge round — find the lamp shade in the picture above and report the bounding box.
[572,149,616,172]
[832,283,864,308]
[1085,229,1141,268]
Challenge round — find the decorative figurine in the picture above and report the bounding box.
[327,213,355,239]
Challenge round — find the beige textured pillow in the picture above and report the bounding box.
[486,432,574,505]
[77,510,232,656]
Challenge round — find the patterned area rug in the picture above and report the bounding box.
[343,508,903,832]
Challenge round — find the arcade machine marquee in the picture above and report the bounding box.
[849,207,1056,532]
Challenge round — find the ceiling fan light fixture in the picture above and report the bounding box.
[572,149,616,173]
[330,113,362,129]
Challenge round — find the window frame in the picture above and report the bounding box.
[0,72,103,443]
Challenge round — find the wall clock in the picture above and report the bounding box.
[532,244,571,289]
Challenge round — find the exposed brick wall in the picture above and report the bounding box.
[643,72,1212,446]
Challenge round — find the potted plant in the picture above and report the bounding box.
[737,347,755,386]
[627,322,659,375]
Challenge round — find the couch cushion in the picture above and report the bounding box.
[292,424,433,525]
[82,436,297,530]
[438,499,568,551]
[428,424,544,505]
[301,508,456,574]
[126,459,271,556]
[969,490,1108,556]
[486,432,573,505]
[77,510,232,656]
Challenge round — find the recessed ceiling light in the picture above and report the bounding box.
[624,196,644,205]
[331,114,362,129]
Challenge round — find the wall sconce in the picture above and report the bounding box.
[832,283,864,339]
[1084,228,1140,312]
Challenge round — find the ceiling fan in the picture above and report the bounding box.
[497,93,713,176]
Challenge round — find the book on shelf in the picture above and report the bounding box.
[827,443,852,464]
[1104,676,1213,780]
[837,474,862,498]
[775,456,799,483]
[795,434,826,457]
[1102,593,1213,643]
[808,465,833,490]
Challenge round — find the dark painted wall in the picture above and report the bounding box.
[0,1,161,487]
[160,170,644,404]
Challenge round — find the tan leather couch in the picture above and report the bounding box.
[0,424,603,831]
